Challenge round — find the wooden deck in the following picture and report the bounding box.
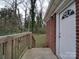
[21,48,57,59]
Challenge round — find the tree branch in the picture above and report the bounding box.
[2,0,12,5]
[17,0,24,5]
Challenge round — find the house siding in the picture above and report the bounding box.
[45,0,79,59]
[46,15,56,54]
[76,0,79,59]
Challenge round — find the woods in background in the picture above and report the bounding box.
[0,0,49,35]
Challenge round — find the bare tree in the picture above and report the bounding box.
[1,0,24,33]
[2,0,24,14]
[19,0,30,31]
[39,0,45,18]
[30,0,37,32]
[35,0,45,28]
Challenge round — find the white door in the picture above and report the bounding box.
[59,3,76,59]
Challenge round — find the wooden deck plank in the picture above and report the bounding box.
[21,48,57,59]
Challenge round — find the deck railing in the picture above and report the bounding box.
[0,32,35,59]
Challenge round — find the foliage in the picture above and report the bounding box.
[34,34,47,47]
[0,8,22,36]
[30,0,37,32]
[0,0,48,35]
[2,0,24,14]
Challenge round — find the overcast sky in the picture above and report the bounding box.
[0,0,49,18]
[0,1,5,8]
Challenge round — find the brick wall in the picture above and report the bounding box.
[76,0,79,59]
[46,15,56,54]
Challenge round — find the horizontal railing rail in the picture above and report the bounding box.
[0,32,35,59]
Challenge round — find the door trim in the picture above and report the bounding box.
[56,2,76,59]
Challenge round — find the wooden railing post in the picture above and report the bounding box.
[3,43,5,59]
[32,36,36,48]
[6,39,12,59]
[0,32,36,59]
[29,33,32,49]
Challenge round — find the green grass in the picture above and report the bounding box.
[34,34,47,48]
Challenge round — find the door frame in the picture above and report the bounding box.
[56,1,76,58]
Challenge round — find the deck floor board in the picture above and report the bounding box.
[21,48,57,59]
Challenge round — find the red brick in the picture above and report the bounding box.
[76,4,79,8]
[76,25,79,29]
[76,14,79,18]
[77,33,79,36]
[76,21,79,25]
[76,0,79,3]
[76,0,79,58]
[76,29,79,32]
[77,36,79,39]
[46,14,56,54]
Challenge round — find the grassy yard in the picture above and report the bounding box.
[34,34,47,48]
